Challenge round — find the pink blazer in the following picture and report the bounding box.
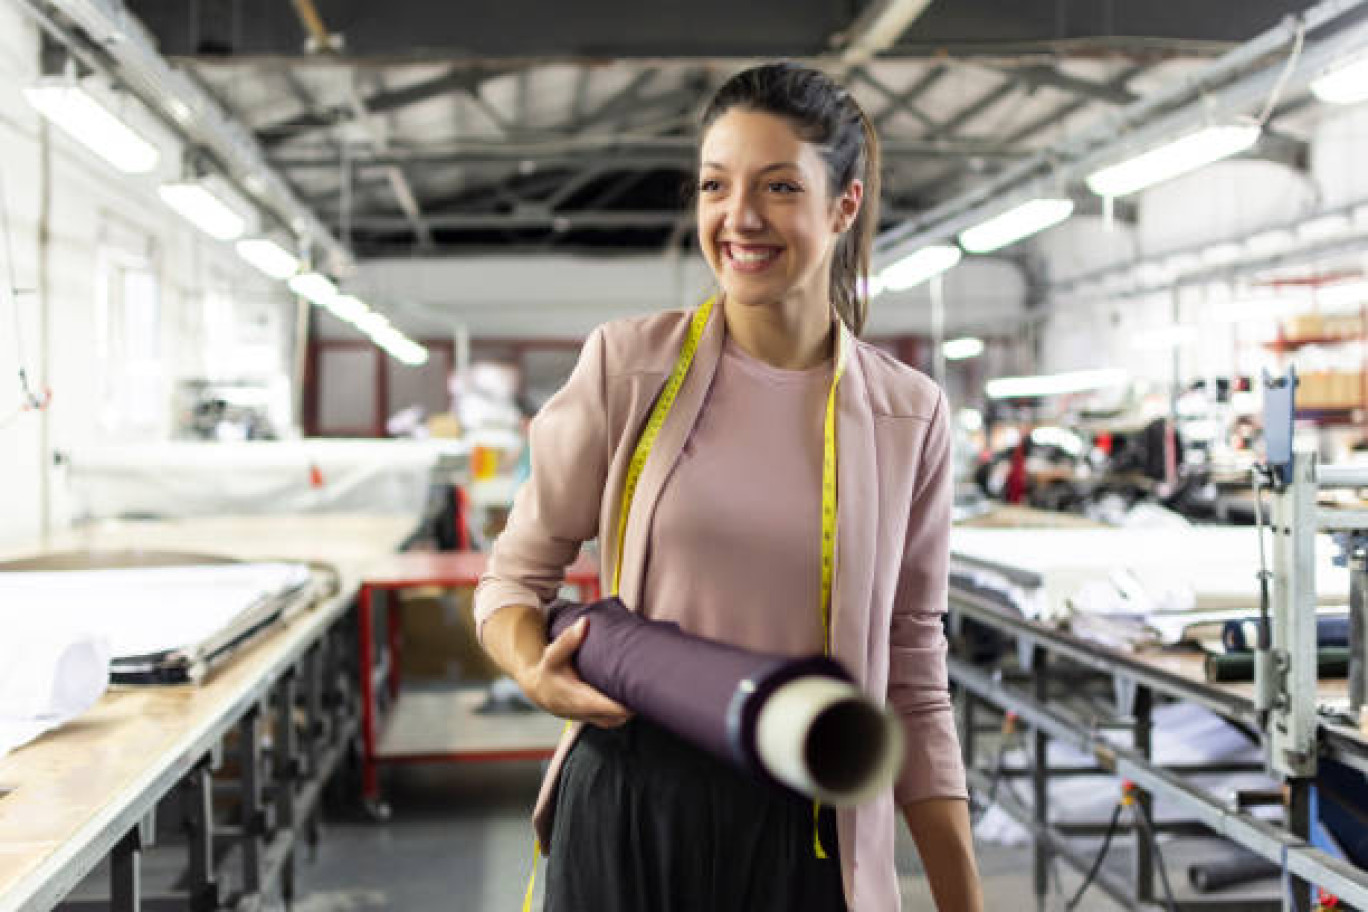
[475,307,967,911]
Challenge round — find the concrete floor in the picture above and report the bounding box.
[288,762,1225,912]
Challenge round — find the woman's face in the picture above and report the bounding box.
[697,108,862,312]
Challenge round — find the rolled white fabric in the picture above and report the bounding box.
[0,625,110,760]
[755,674,904,806]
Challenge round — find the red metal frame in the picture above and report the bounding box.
[355,549,601,806]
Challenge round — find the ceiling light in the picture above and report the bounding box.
[158,181,247,240]
[23,82,159,174]
[1298,212,1354,241]
[355,311,390,335]
[235,238,299,280]
[1311,52,1368,105]
[880,245,963,290]
[985,368,1128,400]
[959,199,1074,254]
[325,294,370,323]
[1246,229,1296,255]
[287,271,338,305]
[1085,124,1261,198]
[1318,280,1368,310]
[942,337,984,360]
[1202,242,1244,265]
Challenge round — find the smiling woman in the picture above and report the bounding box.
[477,61,982,912]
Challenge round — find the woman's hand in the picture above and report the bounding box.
[482,603,631,729]
[517,617,632,728]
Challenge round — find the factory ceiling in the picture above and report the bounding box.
[113,0,1325,257]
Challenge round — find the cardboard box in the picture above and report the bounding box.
[398,587,504,683]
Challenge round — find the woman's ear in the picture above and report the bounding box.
[834,179,864,233]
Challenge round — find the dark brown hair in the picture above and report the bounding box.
[698,62,881,336]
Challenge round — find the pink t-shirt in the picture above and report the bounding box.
[640,335,834,657]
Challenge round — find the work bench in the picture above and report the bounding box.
[0,514,417,912]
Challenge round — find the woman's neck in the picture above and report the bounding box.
[721,293,835,370]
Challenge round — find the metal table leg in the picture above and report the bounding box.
[1133,685,1155,905]
[110,825,142,912]
[1032,647,1050,912]
[182,761,218,912]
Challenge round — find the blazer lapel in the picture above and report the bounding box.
[831,325,878,687]
[616,305,726,611]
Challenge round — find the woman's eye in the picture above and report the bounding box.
[768,181,800,194]
[699,179,722,193]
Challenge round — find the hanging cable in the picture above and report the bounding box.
[1131,786,1181,912]
[1064,799,1125,911]
[1254,19,1306,126]
[0,165,51,428]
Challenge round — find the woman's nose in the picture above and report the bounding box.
[726,190,763,232]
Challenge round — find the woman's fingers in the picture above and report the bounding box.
[529,616,632,726]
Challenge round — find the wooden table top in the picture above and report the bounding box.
[0,513,417,911]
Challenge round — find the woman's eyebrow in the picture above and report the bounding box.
[700,161,801,173]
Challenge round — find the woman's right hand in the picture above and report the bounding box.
[517,617,632,728]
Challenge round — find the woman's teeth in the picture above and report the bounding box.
[728,245,778,263]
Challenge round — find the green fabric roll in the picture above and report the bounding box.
[1204,647,1351,682]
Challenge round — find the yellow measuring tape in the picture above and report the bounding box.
[523,298,846,908]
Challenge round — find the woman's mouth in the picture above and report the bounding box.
[723,242,782,274]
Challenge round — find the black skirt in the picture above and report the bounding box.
[544,717,848,912]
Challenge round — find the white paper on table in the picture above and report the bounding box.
[0,563,311,660]
[0,621,110,760]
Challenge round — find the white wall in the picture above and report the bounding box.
[0,5,292,547]
[351,252,1028,341]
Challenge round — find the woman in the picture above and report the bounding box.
[476,62,982,912]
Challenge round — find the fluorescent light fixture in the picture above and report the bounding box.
[1085,124,1261,198]
[23,82,159,174]
[287,271,338,304]
[159,181,247,241]
[235,238,299,280]
[1246,229,1296,255]
[355,311,391,335]
[1319,280,1368,309]
[1311,52,1368,105]
[325,294,370,323]
[959,199,1074,254]
[942,337,984,360]
[880,245,963,290]
[1298,212,1353,241]
[1202,242,1244,265]
[985,368,1128,400]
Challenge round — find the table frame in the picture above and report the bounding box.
[355,550,600,816]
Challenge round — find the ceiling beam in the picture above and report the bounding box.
[318,208,916,231]
[830,0,937,68]
[269,135,1025,170]
[256,65,516,146]
[854,65,940,132]
[997,64,1139,105]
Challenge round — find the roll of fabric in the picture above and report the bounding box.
[1205,647,1350,682]
[1220,615,1349,653]
[546,597,902,806]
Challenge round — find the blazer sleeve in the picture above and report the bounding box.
[888,390,969,805]
[473,325,611,644]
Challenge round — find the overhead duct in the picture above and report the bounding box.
[17,0,352,274]
[875,0,1368,263]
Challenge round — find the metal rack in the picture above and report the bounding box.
[948,587,1368,912]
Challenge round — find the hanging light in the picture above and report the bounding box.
[985,368,1128,399]
[235,238,300,280]
[1311,51,1368,105]
[942,337,984,361]
[158,181,247,241]
[1085,124,1261,198]
[23,81,159,174]
[879,245,962,291]
[287,271,338,304]
[958,199,1074,254]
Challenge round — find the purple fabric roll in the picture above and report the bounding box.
[546,597,850,783]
